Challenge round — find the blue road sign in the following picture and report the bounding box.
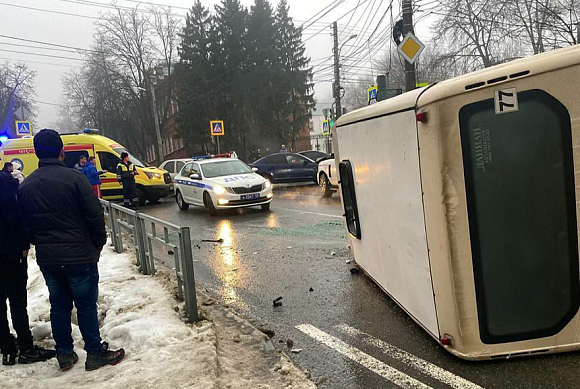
[367,85,378,103]
[15,121,31,136]
[322,120,330,136]
[209,120,225,136]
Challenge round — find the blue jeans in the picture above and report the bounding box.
[40,263,102,355]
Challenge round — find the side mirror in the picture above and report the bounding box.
[252,167,259,172]
[190,173,200,180]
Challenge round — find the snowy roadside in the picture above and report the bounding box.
[0,244,315,389]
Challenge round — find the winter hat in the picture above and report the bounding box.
[120,152,129,160]
[34,129,63,159]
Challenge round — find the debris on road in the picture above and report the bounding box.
[287,246,293,249]
[287,339,294,349]
[231,268,239,272]
[309,287,314,292]
[194,244,201,249]
[346,259,352,264]
[330,251,336,256]
[202,298,216,306]
[167,249,174,255]
[253,252,259,255]
[233,334,241,343]
[350,268,360,274]
[201,238,224,243]
[273,296,283,307]
[291,348,303,354]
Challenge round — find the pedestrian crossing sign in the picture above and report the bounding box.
[15,121,32,137]
[322,120,330,136]
[367,85,378,104]
[209,120,225,136]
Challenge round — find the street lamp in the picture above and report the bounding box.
[339,34,358,56]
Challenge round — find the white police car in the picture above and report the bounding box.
[174,157,273,215]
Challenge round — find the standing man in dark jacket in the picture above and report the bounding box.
[0,166,56,365]
[116,152,138,208]
[18,129,125,372]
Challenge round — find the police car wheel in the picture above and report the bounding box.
[176,191,189,211]
[319,173,333,198]
[204,192,218,216]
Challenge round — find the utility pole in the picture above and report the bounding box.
[149,76,164,165]
[332,21,342,120]
[402,0,417,92]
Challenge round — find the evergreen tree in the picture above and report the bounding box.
[246,0,278,146]
[274,0,314,150]
[175,0,215,153]
[213,0,250,155]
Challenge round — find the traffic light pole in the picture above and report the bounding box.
[333,21,342,120]
[402,0,417,92]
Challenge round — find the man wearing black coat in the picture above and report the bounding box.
[18,129,125,371]
[0,166,56,365]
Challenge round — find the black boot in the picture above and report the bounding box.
[57,351,79,371]
[18,345,57,364]
[2,341,17,366]
[85,342,125,371]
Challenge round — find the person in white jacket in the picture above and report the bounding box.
[11,161,25,184]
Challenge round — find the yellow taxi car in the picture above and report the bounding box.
[0,129,172,205]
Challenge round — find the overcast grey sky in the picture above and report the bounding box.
[0,0,435,128]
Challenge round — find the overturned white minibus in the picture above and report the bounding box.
[334,45,580,360]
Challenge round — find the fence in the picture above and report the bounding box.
[99,199,198,323]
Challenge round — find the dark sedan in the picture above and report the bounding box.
[250,153,317,183]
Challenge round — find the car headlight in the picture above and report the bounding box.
[263,180,271,190]
[214,185,226,195]
[144,172,162,180]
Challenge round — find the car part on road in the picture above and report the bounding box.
[287,339,294,348]
[319,172,333,198]
[201,238,224,243]
[273,297,283,307]
[176,190,189,210]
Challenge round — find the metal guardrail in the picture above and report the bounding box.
[99,199,198,322]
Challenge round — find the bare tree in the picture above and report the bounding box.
[0,63,36,131]
[434,0,514,69]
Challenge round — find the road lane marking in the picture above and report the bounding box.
[336,324,484,389]
[295,324,434,389]
[276,207,343,219]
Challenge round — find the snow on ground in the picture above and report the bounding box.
[0,244,218,389]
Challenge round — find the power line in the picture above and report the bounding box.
[0,56,81,68]
[0,34,99,54]
[0,49,86,62]
[0,1,99,19]
[0,42,81,54]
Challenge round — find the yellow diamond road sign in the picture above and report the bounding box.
[397,32,425,65]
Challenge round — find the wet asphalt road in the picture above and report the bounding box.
[144,186,580,389]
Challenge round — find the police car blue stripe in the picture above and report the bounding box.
[175,179,213,190]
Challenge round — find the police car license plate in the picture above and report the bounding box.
[240,193,260,200]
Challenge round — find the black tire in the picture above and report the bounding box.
[319,173,333,198]
[204,192,218,216]
[148,195,161,204]
[176,190,189,211]
[261,203,271,212]
[137,188,147,206]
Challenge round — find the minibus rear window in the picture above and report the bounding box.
[460,89,579,344]
[339,160,361,239]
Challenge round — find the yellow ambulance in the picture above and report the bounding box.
[0,129,173,205]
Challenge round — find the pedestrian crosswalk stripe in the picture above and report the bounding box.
[296,324,434,389]
[335,324,484,389]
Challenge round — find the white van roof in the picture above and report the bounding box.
[337,44,580,127]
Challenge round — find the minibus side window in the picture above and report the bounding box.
[339,160,361,239]
[460,89,579,344]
